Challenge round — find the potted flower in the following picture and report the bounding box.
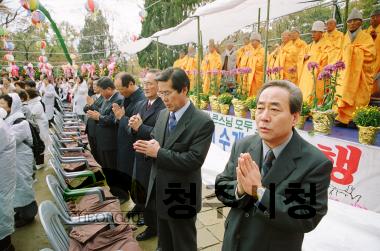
[189,90,198,105]
[296,102,311,129]
[310,61,345,135]
[353,106,380,145]
[209,94,220,113]
[246,96,257,120]
[199,93,209,110]
[217,93,233,115]
[232,79,248,118]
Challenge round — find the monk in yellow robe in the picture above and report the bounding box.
[236,35,250,68]
[201,39,222,94]
[336,8,376,125]
[173,50,186,69]
[248,33,265,97]
[324,18,344,64]
[274,31,298,84]
[365,9,380,94]
[291,28,308,84]
[183,45,199,91]
[299,21,331,104]
[236,35,255,93]
[267,43,280,70]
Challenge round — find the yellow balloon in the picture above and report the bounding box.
[28,0,39,11]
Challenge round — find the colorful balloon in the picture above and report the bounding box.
[85,0,98,13]
[139,9,147,18]
[3,41,15,51]
[3,54,15,62]
[36,40,46,49]
[38,55,48,63]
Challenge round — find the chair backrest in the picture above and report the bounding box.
[48,153,68,190]
[38,200,70,251]
[46,175,71,221]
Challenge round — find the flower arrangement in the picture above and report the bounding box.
[353,106,380,127]
[218,93,233,105]
[301,102,311,116]
[245,96,257,120]
[353,106,380,145]
[266,66,283,80]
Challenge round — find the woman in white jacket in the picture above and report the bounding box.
[0,93,37,228]
[25,89,51,165]
[0,109,17,251]
[41,77,56,123]
[72,75,88,121]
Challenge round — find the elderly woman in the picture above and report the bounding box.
[0,110,16,251]
[0,93,37,228]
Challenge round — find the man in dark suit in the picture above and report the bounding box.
[87,77,123,170]
[215,80,333,251]
[134,67,215,251]
[111,72,145,202]
[84,77,103,163]
[128,69,166,241]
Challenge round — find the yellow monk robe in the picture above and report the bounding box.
[274,41,298,83]
[323,29,344,64]
[173,56,187,69]
[299,37,331,103]
[183,55,198,91]
[236,44,255,94]
[365,25,380,94]
[236,44,251,68]
[293,38,308,85]
[267,46,280,70]
[335,30,376,124]
[201,50,222,94]
[248,45,265,97]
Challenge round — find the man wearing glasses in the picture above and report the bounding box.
[134,67,215,251]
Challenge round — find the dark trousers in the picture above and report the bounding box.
[0,235,12,251]
[97,150,117,170]
[35,153,44,165]
[158,216,197,251]
[88,135,99,163]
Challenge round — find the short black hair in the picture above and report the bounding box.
[0,94,12,109]
[97,76,115,90]
[15,81,26,89]
[18,90,28,102]
[155,67,190,94]
[257,80,302,114]
[116,72,135,88]
[25,80,36,88]
[26,89,40,99]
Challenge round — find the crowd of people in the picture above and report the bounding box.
[174,8,380,127]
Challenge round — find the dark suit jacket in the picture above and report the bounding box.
[130,98,165,203]
[215,130,333,251]
[84,95,104,138]
[116,88,146,175]
[146,102,215,220]
[95,92,124,151]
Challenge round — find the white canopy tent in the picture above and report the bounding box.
[120,0,327,54]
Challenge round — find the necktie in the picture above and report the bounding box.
[262,149,275,177]
[168,112,177,132]
[147,101,152,110]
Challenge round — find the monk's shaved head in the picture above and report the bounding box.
[326,18,337,32]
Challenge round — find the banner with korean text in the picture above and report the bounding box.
[202,111,380,213]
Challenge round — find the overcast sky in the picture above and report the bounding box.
[7,0,144,46]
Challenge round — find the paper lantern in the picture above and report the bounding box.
[20,0,30,10]
[3,54,14,62]
[31,10,45,25]
[28,0,39,11]
[38,55,48,63]
[85,0,98,13]
[4,41,15,51]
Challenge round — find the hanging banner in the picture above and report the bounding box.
[203,111,380,213]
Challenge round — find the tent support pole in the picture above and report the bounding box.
[258,8,261,33]
[156,37,159,69]
[343,0,349,33]
[196,16,202,107]
[263,0,270,83]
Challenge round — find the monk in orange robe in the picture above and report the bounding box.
[336,8,376,124]
[173,50,186,69]
[248,33,265,97]
[324,18,344,64]
[236,35,251,68]
[183,45,199,91]
[201,39,222,94]
[273,31,298,84]
[299,21,332,104]
[291,28,308,84]
[365,9,380,95]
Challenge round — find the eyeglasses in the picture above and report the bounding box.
[158,90,174,98]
